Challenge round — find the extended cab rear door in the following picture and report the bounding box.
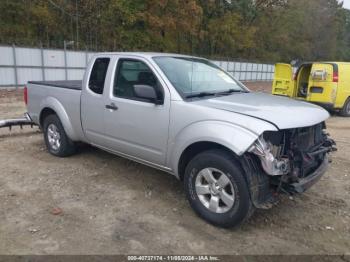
[272,63,295,97]
[81,56,111,145]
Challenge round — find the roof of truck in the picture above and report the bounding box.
[95,52,203,59]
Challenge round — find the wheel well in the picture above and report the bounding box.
[39,108,56,127]
[178,141,235,181]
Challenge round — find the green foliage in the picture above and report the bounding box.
[0,0,349,62]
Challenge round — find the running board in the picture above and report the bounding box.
[0,113,36,130]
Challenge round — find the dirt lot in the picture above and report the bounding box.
[0,82,349,255]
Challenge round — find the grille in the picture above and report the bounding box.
[292,123,324,152]
[262,122,325,156]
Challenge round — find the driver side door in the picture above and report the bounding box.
[103,57,171,166]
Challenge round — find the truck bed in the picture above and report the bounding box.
[27,80,85,142]
[28,80,82,90]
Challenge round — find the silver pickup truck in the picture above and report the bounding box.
[25,52,336,227]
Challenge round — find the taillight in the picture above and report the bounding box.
[24,86,28,105]
[333,72,339,82]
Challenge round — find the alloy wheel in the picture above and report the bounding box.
[195,167,235,213]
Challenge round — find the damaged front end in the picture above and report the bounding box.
[249,122,336,194]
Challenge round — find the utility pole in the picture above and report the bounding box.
[64,40,74,80]
[76,0,79,49]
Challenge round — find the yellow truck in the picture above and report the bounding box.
[272,62,350,116]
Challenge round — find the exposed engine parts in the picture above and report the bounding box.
[249,122,337,191]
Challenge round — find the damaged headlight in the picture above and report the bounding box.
[249,136,290,176]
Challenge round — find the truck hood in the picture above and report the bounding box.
[194,92,329,129]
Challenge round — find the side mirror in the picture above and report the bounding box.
[134,85,162,104]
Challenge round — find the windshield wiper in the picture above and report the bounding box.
[215,89,248,96]
[186,89,248,99]
[185,92,217,99]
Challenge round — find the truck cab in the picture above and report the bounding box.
[272,62,350,116]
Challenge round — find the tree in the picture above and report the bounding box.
[0,0,350,62]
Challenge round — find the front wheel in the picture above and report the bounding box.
[43,114,76,157]
[184,149,254,228]
[340,98,350,117]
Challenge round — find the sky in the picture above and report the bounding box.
[342,0,350,9]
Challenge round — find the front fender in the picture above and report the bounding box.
[39,96,79,141]
[168,120,277,177]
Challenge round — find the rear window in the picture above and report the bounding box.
[311,69,328,81]
[311,64,334,82]
[88,58,110,94]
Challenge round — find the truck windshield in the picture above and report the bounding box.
[153,56,247,99]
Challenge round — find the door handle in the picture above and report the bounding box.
[105,103,118,111]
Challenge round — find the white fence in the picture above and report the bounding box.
[0,45,275,89]
[0,45,95,89]
[212,61,275,82]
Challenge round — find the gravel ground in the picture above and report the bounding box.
[0,83,349,255]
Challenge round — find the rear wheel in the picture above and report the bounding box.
[184,149,254,228]
[43,114,76,157]
[340,98,350,117]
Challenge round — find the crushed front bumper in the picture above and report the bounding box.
[284,155,329,194]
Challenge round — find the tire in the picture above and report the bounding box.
[43,114,76,157]
[340,98,350,117]
[184,149,254,228]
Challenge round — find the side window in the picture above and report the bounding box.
[88,58,110,94]
[113,59,163,101]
